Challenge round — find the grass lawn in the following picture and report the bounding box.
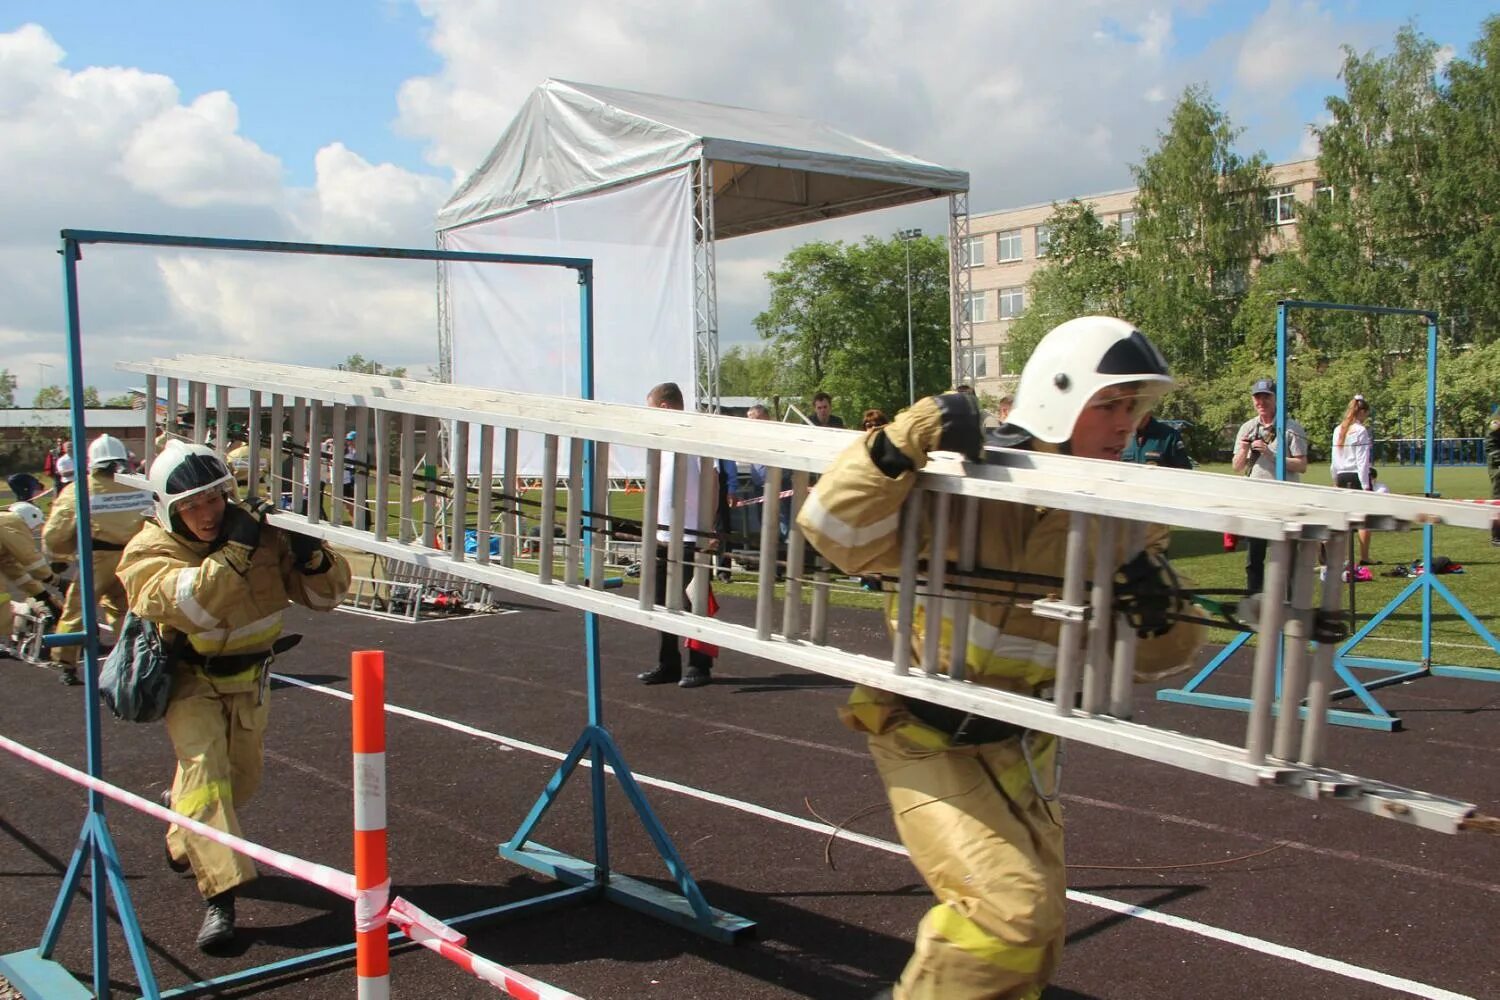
[603,462,1500,669]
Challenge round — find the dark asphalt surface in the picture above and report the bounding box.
[2,592,1498,999]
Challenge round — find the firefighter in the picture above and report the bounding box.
[42,434,151,684]
[118,441,350,952]
[0,502,62,653]
[799,316,1205,1000]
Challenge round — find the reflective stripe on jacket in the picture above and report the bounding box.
[118,518,352,688]
[0,511,53,599]
[43,472,150,559]
[798,395,1205,742]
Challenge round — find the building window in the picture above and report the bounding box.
[960,346,989,380]
[1315,181,1334,204]
[997,229,1023,262]
[1035,224,1053,258]
[961,235,986,268]
[1117,211,1137,243]
[998,287,1024,319]
[963,291,987,323]
[1264,186,1297,225]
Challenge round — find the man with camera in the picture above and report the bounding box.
[1231,378,1308,592]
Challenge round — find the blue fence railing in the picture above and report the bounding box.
[1374,437,1487,467]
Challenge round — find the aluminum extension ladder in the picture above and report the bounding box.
[118,355,1500,836]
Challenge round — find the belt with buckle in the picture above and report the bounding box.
[901,697,1024,746]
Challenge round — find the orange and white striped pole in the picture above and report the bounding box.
[352,650,390,1000]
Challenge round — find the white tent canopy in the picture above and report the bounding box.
[436,79,969,238]
[436,80,971,475]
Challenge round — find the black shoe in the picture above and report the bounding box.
[57,666,80,686]
[637,665,681,685]
[678,667,712,689]
[161,791,192,875]
[196,891,235,953]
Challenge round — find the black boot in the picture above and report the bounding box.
[678,666,712,688]
[57,664,80,686]
[196,890,236,953]
[637,664,681,685]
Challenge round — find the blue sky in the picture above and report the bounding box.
[0,1,1493,394]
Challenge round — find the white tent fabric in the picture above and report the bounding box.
[437,79,969,239]
[444,166,695,476]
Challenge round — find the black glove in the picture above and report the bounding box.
[245,495,277,519]
[287,530,322,565]
[37,593,64,620]
[50,561,70,575]
[1114,550,1180,638]
[933,392,985,462]
[220,503,263,550]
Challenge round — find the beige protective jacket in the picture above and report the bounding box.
[43,471,151,559]
[797,395,1204,739]
[118,518,351,689]
[0,511,54,600]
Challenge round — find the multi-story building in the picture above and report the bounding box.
[958,158,1321,398]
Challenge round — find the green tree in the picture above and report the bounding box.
[1128,86,1269,377]
[0,369,16,408]
[104,393,135,407]
[1005,200,1129,368]
[1434,16,1500,344]
[34,385,100,408]
[754,234,950,421]
[719,344,790,398]
[339,354,408,378]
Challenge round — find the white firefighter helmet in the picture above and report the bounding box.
[148,441,234,525]
[9,501,44,532]
[1005,316,1174,444]
[88,433,130,470]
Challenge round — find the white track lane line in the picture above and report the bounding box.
[271,673,1475,1000]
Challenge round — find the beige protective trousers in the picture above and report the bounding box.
[51,552,127,665]
[869,730,1065,1000]
[164,670,268,899]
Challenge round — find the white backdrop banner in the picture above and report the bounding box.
[443,166,696,478]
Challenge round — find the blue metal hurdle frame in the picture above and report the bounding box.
[1158,299,1500,732]
[0,229,747,1000]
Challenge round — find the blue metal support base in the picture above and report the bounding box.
[499,718,756,945]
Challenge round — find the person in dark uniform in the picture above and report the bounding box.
[1122,411,1192,469]
[1487,411,1500,545]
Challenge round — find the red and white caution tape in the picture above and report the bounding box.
[388,897,582,1000]
[0,731,581,1000]
[0,732,356,901]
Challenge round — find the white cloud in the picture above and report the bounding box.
[119,91,284,208]
[0,23,450,397]
[1234,0,1347,95]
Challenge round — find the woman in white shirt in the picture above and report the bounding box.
[1330,394,1374,564]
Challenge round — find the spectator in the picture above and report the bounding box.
[1231,378,1308,593]
[997,392,1014,423]
[42,434,150,685]
[52,440,76,493]
[745,404,789,545]
[810,392,844,428]
[638,382,717,689]
[1122,410,1192,468]
[1330,394,1375,564]
[861,409,890,431]
[43,438,65,495]
[799,316,1203,999]
[1488,411,1500,545]
[119,442,351,952]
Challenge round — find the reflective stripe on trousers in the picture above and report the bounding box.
[164,669,269,899]
[870,729,1066,1000]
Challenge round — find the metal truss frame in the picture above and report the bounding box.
[692,157,721,412]
[948,192,974,384]
[1158,299,1500,731]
